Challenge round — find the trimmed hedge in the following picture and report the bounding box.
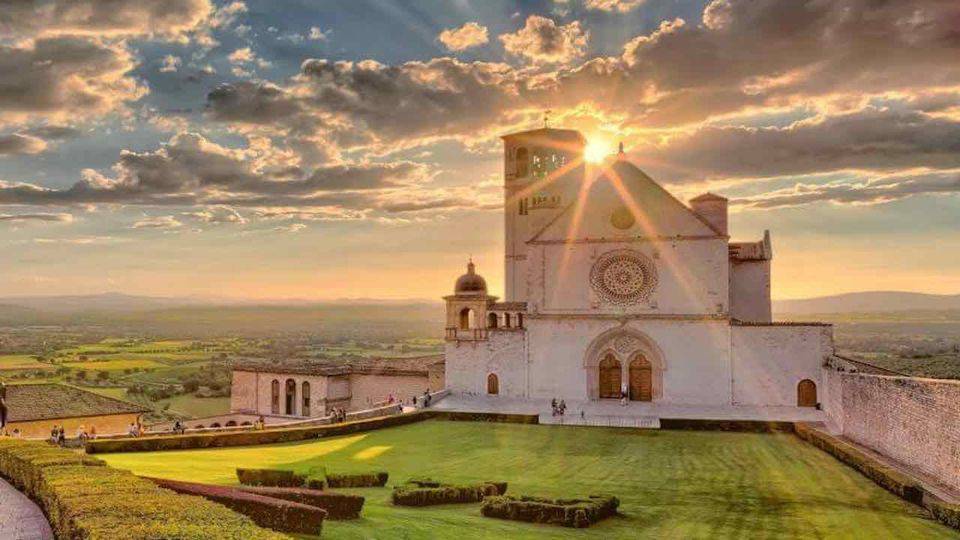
[429,411,540,424]
[236,467,307,488]
[0,439,285,539]
[86,410,432,454]
[326,471,389,488]
[928,498,960,530]
[481,494,619,528]
[392,478,507,506]
[149,477,326,536]
[660,418,795,433]
[794,423,924,504]
[235,485,365,519]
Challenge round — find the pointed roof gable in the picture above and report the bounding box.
[529,159,724,243]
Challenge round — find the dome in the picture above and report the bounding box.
[454,260,487,295]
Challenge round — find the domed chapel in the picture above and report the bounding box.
[443,127,832,408]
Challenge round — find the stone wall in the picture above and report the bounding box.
[7,412,142,439]
[730,324,832,407]
[827,369,960,493]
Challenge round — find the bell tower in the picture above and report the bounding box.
[501,128,586,301]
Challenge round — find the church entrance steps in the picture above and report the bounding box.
[539,414,660,429]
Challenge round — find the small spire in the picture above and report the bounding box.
[543,109,551,128]
[618,141,625,157]
[467,258,475,274]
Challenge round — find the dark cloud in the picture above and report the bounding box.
[23,125,81,140]
[636,107,960,180]
[500,16,588,65]
[0,133,46,155]
[733,170,960,209]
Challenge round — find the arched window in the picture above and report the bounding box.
[516,147,529,177]
[459,308,475,330]
[270,379,280,414]
[285,379,297,415]
[195,425,205,429]
[598,354,622,399]
[504,313,512,328]
[487,373,499,395]
[517,313,524,328]
[211,423,221,428]
[302,381,311,417]
[487,312,498,328]
[797,379,817,407]
[225,420,237,427]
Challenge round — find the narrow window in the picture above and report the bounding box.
[516,147,529,177]
[270,379,280,414]
[302,381,311,416]
[504,313,512,328]
[285,379,297,415]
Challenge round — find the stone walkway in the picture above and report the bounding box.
[0,478,53,540]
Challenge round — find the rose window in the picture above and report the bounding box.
[590,250,658,305]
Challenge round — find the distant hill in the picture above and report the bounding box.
[775,291,960,315]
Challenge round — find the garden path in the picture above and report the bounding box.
[0,477,53,540]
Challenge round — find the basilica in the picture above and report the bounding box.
[443,127,833,408]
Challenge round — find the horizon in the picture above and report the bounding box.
[2,0,959,300]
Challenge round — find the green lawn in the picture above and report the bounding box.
[158,394,230,418]
[100,421,955,539]
[0,354,49,371]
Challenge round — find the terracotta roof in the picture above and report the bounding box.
[500,127,585,142]
[4,383,148,422]
[234,354,444,378]
[731,320,832,327]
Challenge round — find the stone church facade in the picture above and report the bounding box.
[444,127,833,408]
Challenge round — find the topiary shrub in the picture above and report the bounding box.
[0,439,285,539]
[480,495,619,528]
[235,485,365,519]
[149,478,326,535]
[326,471,389,488]
[392,478,507,506]
[237,467,307,488]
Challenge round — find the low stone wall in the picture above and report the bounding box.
[823,368,960,493]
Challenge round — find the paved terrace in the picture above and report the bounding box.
[0,478,52,540]
[433,394,828,426]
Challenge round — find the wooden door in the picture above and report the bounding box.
[487,373,499,395]
[598,355,622,399]
[797,379,817,407]
[629,356,652,401]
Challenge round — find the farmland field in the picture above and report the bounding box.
[102,420,957,539]
[0,354,49,371]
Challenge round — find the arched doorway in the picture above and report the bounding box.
[285,379,297,415]
[487,373,499,395]
[270,379,280,414]
[302,381,311,416]
[598,354,622,399]
[459,308,474,330]
[487,312,498,328]
[797,379,817,407]
[629,355,652,402]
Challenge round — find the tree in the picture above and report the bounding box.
[97,371,110,381]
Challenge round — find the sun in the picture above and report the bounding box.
[583,140,610,163]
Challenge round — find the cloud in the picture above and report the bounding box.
[0,37,146,127]
[438,22,489,52]
[0,134,47,156]
[733,170,960,209]
[635,106,960,180]
[273,223,306,233]
[309,27,329,41]
[0,0,214,41]
[0,212,73,223]
[182,205,247,224]
[0,132,431,210]
[132,215,183,229]
[228,47,255,64]
[500,16,588,65]
[582,0,645,12]
[32,235,118,245]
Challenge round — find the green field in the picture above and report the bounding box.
[158,394,230,418]
[0,354,49,371]
[101,421,956,539]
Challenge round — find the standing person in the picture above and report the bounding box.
[89,425,97,440]
[559,399,566,416]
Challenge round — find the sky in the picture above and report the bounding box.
[0,0,958,301]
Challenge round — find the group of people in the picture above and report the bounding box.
[331,408,348,423]
[412,389,433,409]
[550,397,567,417]
[127,422,145,438]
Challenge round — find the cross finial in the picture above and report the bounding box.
[543,109,551,128]
[618,141,625,156]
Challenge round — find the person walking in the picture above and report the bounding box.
[0,381,7,431]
